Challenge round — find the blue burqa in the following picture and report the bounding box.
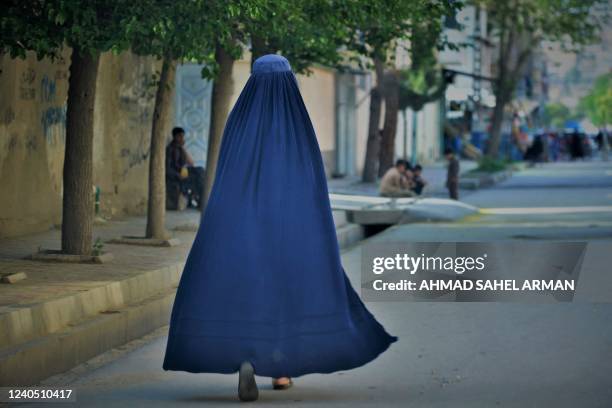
[163,55,397,378]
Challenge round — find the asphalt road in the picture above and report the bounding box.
[28,160,612,407]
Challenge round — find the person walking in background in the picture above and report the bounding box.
[444,148,460,200]
[379,159,415,197]
[524,134,544,163]
[569,130,585,160]
[549,132,561,161]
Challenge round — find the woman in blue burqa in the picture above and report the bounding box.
[163,54,397,402]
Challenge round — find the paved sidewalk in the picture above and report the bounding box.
[0,207,360,315]
[0,210,200,310]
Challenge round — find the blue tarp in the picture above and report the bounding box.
[564,120,582,132]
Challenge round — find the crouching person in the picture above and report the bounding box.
[379,159,415,198]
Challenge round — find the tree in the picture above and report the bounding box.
[1,0,132,255]
[391,18,451,170]
[542,102,573,130]
[245,0,352,72]
[579,72,612,128]
[397,70,449,165]
[344,0,460,182]
[202,42,240,213]
[124,0,227,239]
[579,72,612,159]
[200,2,253,214]
[475,0,605,158]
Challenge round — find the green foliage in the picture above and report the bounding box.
[124,0,355,78]
[344,0,461,68]
[1,0,135,58]
[0,0,247,79]
[479,0,604,50]
[1,1,465,78]
[474,156,509,173]
[474,0,605,94]
[542,102,575,129]
[397,18,450,112]
[243,0,356,74]
[92,237,104,256]
[579,72,612,127]
[398,68,447,112]
[123,0,252,79]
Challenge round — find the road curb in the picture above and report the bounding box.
[0,288,176,386]
[460,169,512,190]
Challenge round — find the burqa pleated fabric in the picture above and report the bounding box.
[163,54,397,378]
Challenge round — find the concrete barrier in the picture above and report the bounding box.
[0,264,182,351]
[0,289,176,386]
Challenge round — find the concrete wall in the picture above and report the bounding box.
[0,50,161,239]
[353,71,442,176]
[0,51,70,237]
[355,74,375,174]
[1,50,338,239]
[93,52,161,218]
[297,67,336,174]
[395,102,443,165]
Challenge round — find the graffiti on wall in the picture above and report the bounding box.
[119,68,155,128]
[118,64,156,178]
[119,135,150,178]
[1,108,15,126]
[40,74,57,103]
[19,68,36,100]
[41,105,66,146]
[39,68,67,146]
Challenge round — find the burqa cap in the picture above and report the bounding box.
[252,54,292,74]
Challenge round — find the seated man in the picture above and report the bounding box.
[166,127,205,210]
[379,159,415,197]
[411,164,427,195]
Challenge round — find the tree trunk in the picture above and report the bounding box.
[602,127,610,161]
[362,59,385,182]
[250,35,274,71]
[146,57,176,239]
[378,71,400,177]
[486,88,509,158]
[201,45,235,214]
[487,22,531,159]
[411,109,418,164]
[61,47,100,255]
[402,110,408,160]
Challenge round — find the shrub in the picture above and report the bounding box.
[475,157,509,173]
